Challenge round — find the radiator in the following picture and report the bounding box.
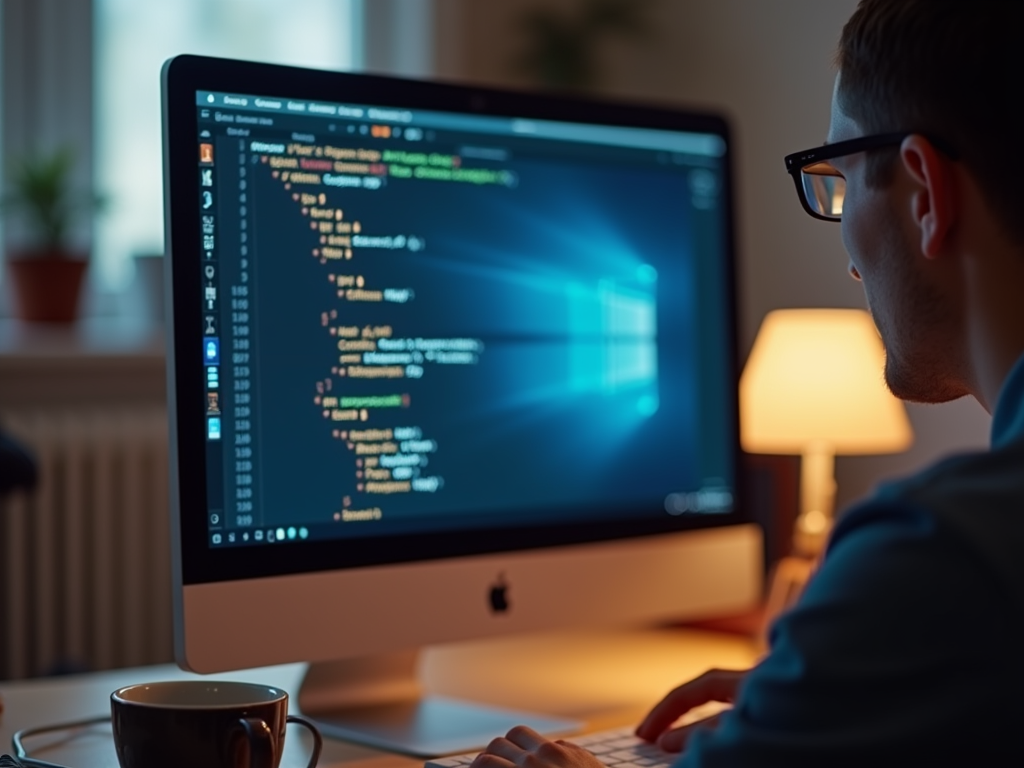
[0,407,173,680]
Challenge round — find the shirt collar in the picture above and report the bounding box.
[991,352,1024,449]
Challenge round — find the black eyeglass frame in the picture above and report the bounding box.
[784,132,959,222]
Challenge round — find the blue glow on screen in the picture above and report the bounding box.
[226,130,727,536]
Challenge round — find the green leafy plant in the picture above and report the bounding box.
[2,147,102,256]
[515,0,654,92]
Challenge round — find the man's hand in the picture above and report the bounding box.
[471,726,604,768]
[635,668,748,752]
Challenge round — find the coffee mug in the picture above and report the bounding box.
[111,680,321,768]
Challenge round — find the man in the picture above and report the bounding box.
[473,0,1023,765]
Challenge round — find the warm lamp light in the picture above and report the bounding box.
[741,309,912,557]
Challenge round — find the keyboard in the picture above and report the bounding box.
[425,726,677,768]
[423,700,733,768]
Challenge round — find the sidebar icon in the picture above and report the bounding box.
[203,138,220,444]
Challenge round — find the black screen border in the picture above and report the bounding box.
[162,54,749,586]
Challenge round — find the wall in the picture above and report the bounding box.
[433,0,992,511]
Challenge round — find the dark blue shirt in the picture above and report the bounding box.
[682,354,1024,767]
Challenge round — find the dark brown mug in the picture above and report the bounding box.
[111,680,321,768]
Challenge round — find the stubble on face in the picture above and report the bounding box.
[831,77,968,404]
[866,204,967,404]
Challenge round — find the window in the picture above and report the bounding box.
[94,0,363,289]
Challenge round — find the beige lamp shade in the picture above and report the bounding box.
[740,308,912,455]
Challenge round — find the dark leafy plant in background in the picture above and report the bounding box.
[1,147,103,256]
[515,0,654,92]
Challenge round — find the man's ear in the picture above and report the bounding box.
[900,135,956,259]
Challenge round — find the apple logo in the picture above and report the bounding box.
[489,573,510,614]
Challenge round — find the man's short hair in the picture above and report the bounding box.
[837,0,1023,243]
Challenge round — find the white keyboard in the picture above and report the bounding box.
[425,726,677,768]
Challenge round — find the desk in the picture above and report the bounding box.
[0,628,758,768]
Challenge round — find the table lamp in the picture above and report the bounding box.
[740,309,913,625]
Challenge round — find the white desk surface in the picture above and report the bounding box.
[0,628,758,768]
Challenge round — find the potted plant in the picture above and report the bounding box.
[2,147,98,323]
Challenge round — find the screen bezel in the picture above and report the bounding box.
[162,54,747,586]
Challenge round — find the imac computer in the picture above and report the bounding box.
[162,55,762,755]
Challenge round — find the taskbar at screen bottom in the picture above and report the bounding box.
[205,486,736,550]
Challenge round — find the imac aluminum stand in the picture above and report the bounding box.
[298,650,581,757]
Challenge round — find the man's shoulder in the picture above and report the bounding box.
[834,436,1024,611]
[878,433,1024,513]
[707,442,1024,768]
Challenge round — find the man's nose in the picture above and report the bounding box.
[849,262,862,281]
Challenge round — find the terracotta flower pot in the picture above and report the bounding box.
[7,251,88,323]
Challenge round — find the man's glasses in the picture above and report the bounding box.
[783,132,957,222]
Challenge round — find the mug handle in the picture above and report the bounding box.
[286,714,324,768]
[235,717,276,768]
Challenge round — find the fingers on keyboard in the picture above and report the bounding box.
[423,725,675,768]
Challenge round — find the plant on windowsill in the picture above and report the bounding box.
[2,147,101,323]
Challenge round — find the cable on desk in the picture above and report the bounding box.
[11,715,110,768]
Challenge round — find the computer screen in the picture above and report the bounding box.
[163,55,761,754]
